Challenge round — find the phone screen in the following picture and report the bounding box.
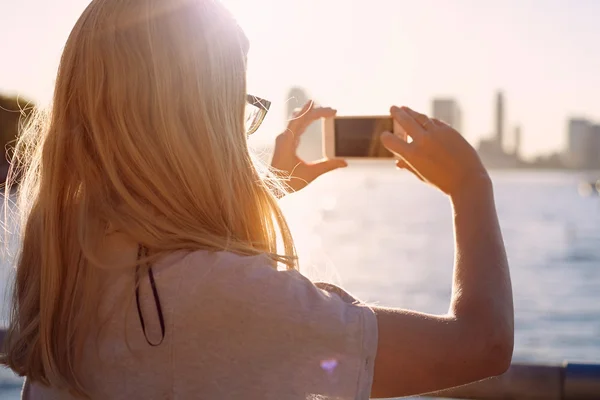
[334,117,395,158]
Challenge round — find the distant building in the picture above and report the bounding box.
[594,125,600,168]
[477,137,520,169]
[476,90,521,169]
[432,98,461,132]
[513,125,521,158]
[566,118,598,169]
[496,91,504,148]
[286,87,323,161]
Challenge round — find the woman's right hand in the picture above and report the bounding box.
[381,106,490,196]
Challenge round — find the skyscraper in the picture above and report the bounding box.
[567,118,597,169]
[496,91,504,150]
[513,125,521,158]
[432,98,461,132]
[476,91,520,169]
[286,87,323,161]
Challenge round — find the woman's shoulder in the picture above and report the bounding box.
[171,250,366,314]
[153,249,269,278]
[173,250,298,296]
[154,250,366,311]
[169,249,276,278]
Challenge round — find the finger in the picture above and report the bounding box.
[402,107,432,128]
[396,159,426,182]
[288,102,314,131]
[390,106,426,140]
[286,101,313,137]
[432,118,449,127]
[395,158,411,169]
[292,100,314,119]
[298,106,336,126]
[307,158,348,178]
[403,108,432,131]
[275,129,296,145]
[380,131,414,160]
[293,106,337,137]
[307,106,337,119]
[402,107,437,132]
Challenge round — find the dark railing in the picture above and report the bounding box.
[1,329,599,399]
[430,362,600,399]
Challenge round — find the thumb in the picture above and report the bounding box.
[308,158,348,178]
[380,131,412,159]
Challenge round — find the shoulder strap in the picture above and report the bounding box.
[135,244,166,346]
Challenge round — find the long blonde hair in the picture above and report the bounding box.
[1,0,296,394]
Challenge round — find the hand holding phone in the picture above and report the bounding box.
[381,106,490,196]
[271,101,348,193]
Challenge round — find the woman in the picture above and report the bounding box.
[1,0,513,399]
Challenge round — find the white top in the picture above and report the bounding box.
[24,250,378,399]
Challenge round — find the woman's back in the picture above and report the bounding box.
[25,250,377,400]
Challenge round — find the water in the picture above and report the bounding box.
[1,169,600,398]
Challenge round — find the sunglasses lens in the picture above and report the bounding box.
[245,104,265,135]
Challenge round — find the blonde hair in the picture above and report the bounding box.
[1,0,296,395]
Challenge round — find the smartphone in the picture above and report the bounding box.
[322,115,405,159]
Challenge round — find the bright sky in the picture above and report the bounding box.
[1,0,599,158]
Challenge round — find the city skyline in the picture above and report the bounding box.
[1,0,599,158]
[283,86,586,170]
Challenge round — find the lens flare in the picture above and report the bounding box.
[320,359,338,374]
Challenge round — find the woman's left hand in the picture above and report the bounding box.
[271,101,347,193]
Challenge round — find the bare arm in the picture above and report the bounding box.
[371,107,514,398]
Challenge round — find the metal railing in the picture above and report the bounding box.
[1,329,599,399]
